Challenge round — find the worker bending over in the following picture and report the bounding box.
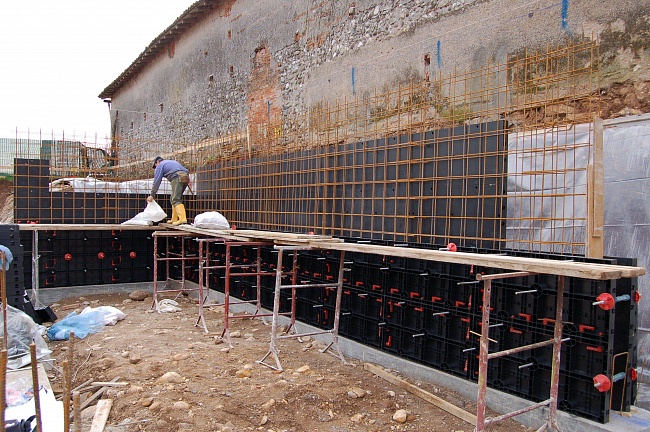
[147,156,190,225]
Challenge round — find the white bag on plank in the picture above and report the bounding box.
[193,211,230,230]
[122,199,167,225]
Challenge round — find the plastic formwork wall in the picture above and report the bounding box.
[20,230,155,290]
[183,238,637,424]
[196,121,507,249]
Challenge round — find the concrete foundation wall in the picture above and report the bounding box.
[108,0,650,155]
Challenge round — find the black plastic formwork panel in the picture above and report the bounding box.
[14,159,51,223]
[307,236,638,424]
[197,121,507,249]
[0,224,37,321]
[19,229,155,289]
[13,158,178,224]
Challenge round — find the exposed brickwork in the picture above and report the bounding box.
[248,46,283,149]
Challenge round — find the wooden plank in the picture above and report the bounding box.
[77,377,120,413]
[165,225,342,244]
[364,363,477,425]
[18,224,162,231]
[89,399,112,432]
[160,224,256,241]
[312,241,645,280]
[586,116,605,259]
[89,381,128,387]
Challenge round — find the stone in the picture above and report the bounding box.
[80,405,96,421]
[129,354,142,364]
[347,387,366,398]
[173,401,190,410]
[351,413,364,422]
[295,365,310,373]
[126,385,143,394]
[392,409,409,423]
[259,415,268,425]
[235,369,251,378]
[140,397,154,407]
[261,398,276,411]
[129,290,149,301]
[230,331,241,338]
[157,371,184,384]
[173,353,190,361]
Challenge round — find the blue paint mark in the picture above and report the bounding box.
[351,67,356,96]
[436,40,442,69]
[561,0,571,34]
[267,100,271,119]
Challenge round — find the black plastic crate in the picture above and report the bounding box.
[422,306,474,341]
[382,326,426,361]
[559,373,610,423]
[421,337,472,378]
[564,341,610,379]
[384,299,426,332]
[347,286,385,321]
[349,262,385,293]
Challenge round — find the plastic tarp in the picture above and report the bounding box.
[1,305,51,370]
[49,174,196,195]
[506,124,591,253]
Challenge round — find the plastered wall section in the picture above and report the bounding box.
[108,0,650,156]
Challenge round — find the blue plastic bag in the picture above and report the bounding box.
[46,310,105,340]
[0,244,13,271]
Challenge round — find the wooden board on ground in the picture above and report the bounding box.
[364,363,477,425]
[89,399,112,432]
[77,377,121,413]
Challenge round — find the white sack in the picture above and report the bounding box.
[122,199,167,225]
[193,211,230,230]
[81,305,127,326]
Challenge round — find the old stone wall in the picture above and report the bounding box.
[109,0,650,156]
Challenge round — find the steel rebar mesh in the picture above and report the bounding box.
[11,40,600,254]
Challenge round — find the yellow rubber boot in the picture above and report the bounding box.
[172,204,187,225]
[170,206,179,223]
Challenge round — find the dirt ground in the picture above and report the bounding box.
[43,292,534,432]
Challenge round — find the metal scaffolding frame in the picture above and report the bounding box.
[474,271,566,432]
[257,245,347,371]
[151,231,204,326]
[197,238,276,343]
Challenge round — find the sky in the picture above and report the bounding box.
[0,1,197,141]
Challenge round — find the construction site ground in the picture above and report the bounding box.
[43,291,533,432]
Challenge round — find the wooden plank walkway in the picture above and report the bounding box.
[17,224,646,281]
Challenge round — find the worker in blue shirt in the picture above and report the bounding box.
[147,156,190,225]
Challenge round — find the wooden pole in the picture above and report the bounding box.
[0,348,7,429]
[73,391,82,432]
[1,251,7,351]
[62,359,71,432]
[30,343,43,432]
